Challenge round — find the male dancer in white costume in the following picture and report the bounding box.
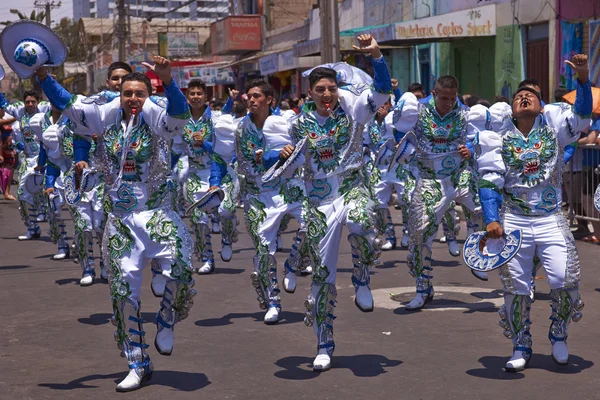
[174,78,238,274]
[213,78,308,325]
[390,75,489,310]
[477,54,591,371]
[0,90,50,239]
[37,56,196,391]
[286,34,391,371]
[30,107,72,261]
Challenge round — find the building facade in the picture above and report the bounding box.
[74,0,230,21]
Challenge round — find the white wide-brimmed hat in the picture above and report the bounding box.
[463,229,523,272]
[0,20,68,79]
[186,186,224,215]
[0,64,5,81]
[262,136,307,184]
[24,171,45,194]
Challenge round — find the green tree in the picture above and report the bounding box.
[54,17,87,63]
[1,9,47,26]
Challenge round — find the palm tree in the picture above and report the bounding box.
[1,9,47,26]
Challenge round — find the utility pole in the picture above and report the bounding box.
[332,0,340,63]
[319,0,332,63]
[319,0,340,63]
[34,0,61,27]
[117,0,127,61]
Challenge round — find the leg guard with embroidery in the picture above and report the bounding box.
[283,231,305,293]
[405,245,434,310]
[375,208,396,250]
[348,233,378,312]
[112,298,153,391]
[499,294,532,370]
[304,283,337,358]
[18,200,40,239]
[548,288,584,364]
[194,222,215,274]
[155,275,197,355]
[251,254,280,310]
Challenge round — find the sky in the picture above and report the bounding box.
[0,0,74,27]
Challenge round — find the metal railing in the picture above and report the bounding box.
[566,144,600,225]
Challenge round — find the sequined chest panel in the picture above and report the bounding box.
[183,118,213,169]
[501,126,561,215]
[302,112,351,174]
[237,123,266,176]
[416,107,466,154]
[104,123,153,182]
[20,113,40,157]
[368,121,387,150]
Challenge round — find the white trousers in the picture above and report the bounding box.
[500,212,580,295]
[103,208,194,303]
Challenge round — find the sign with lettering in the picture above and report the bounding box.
[393,4,496,40]
[259,53,279,75]
[211,16,262,55]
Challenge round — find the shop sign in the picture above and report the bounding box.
[393,4,496,40]
[259,53,279,75]
[211,16,262,55]
[158,32,199,57]
[177,65,235,87]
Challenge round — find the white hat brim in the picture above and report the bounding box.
[0,20,68,79]
[0,64,4,81]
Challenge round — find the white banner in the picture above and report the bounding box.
[393,4,496,40]
[259,53,279,75]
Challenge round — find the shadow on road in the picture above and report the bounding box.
[0,264,31,271]
[466,354,593,379]
[274,354,402,380]
[431,259,461,267]
[195,310,305,327]
[213,267,245,274]
[55,278,108,286]
[38,370,210,391]
[78,312,157,326]
[377,260,405,270]
[393,299,499,315]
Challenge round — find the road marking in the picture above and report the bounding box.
[366,286,504,312]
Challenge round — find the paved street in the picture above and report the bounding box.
[1,198,600,400]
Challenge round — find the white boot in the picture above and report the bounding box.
[264,306,280,325]
[505,350,530,372]
[115,368,153,392]
[276,234,283,252]
[447,240,460,257]
[52,247,70,260]
[151,274,166,297]
[100,266,108,280]
[80,274,94,286]
[312,349,332,372]
[471,269,489,281]
[381,240,395,251]
[37,213,46,222]
[155,318,174,356]
[439,235,447,243]
[400,232,410,248]
[355,285,374,312]
[300,265,313,276]
[283,271,296,293]
[18,228,40,241]
[221,244,233,262]
[405,288,434,311]
[552,341,569,365]
[197,261,214,275]
[211,220,221,234]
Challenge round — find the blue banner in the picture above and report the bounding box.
[560,21,583,90]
